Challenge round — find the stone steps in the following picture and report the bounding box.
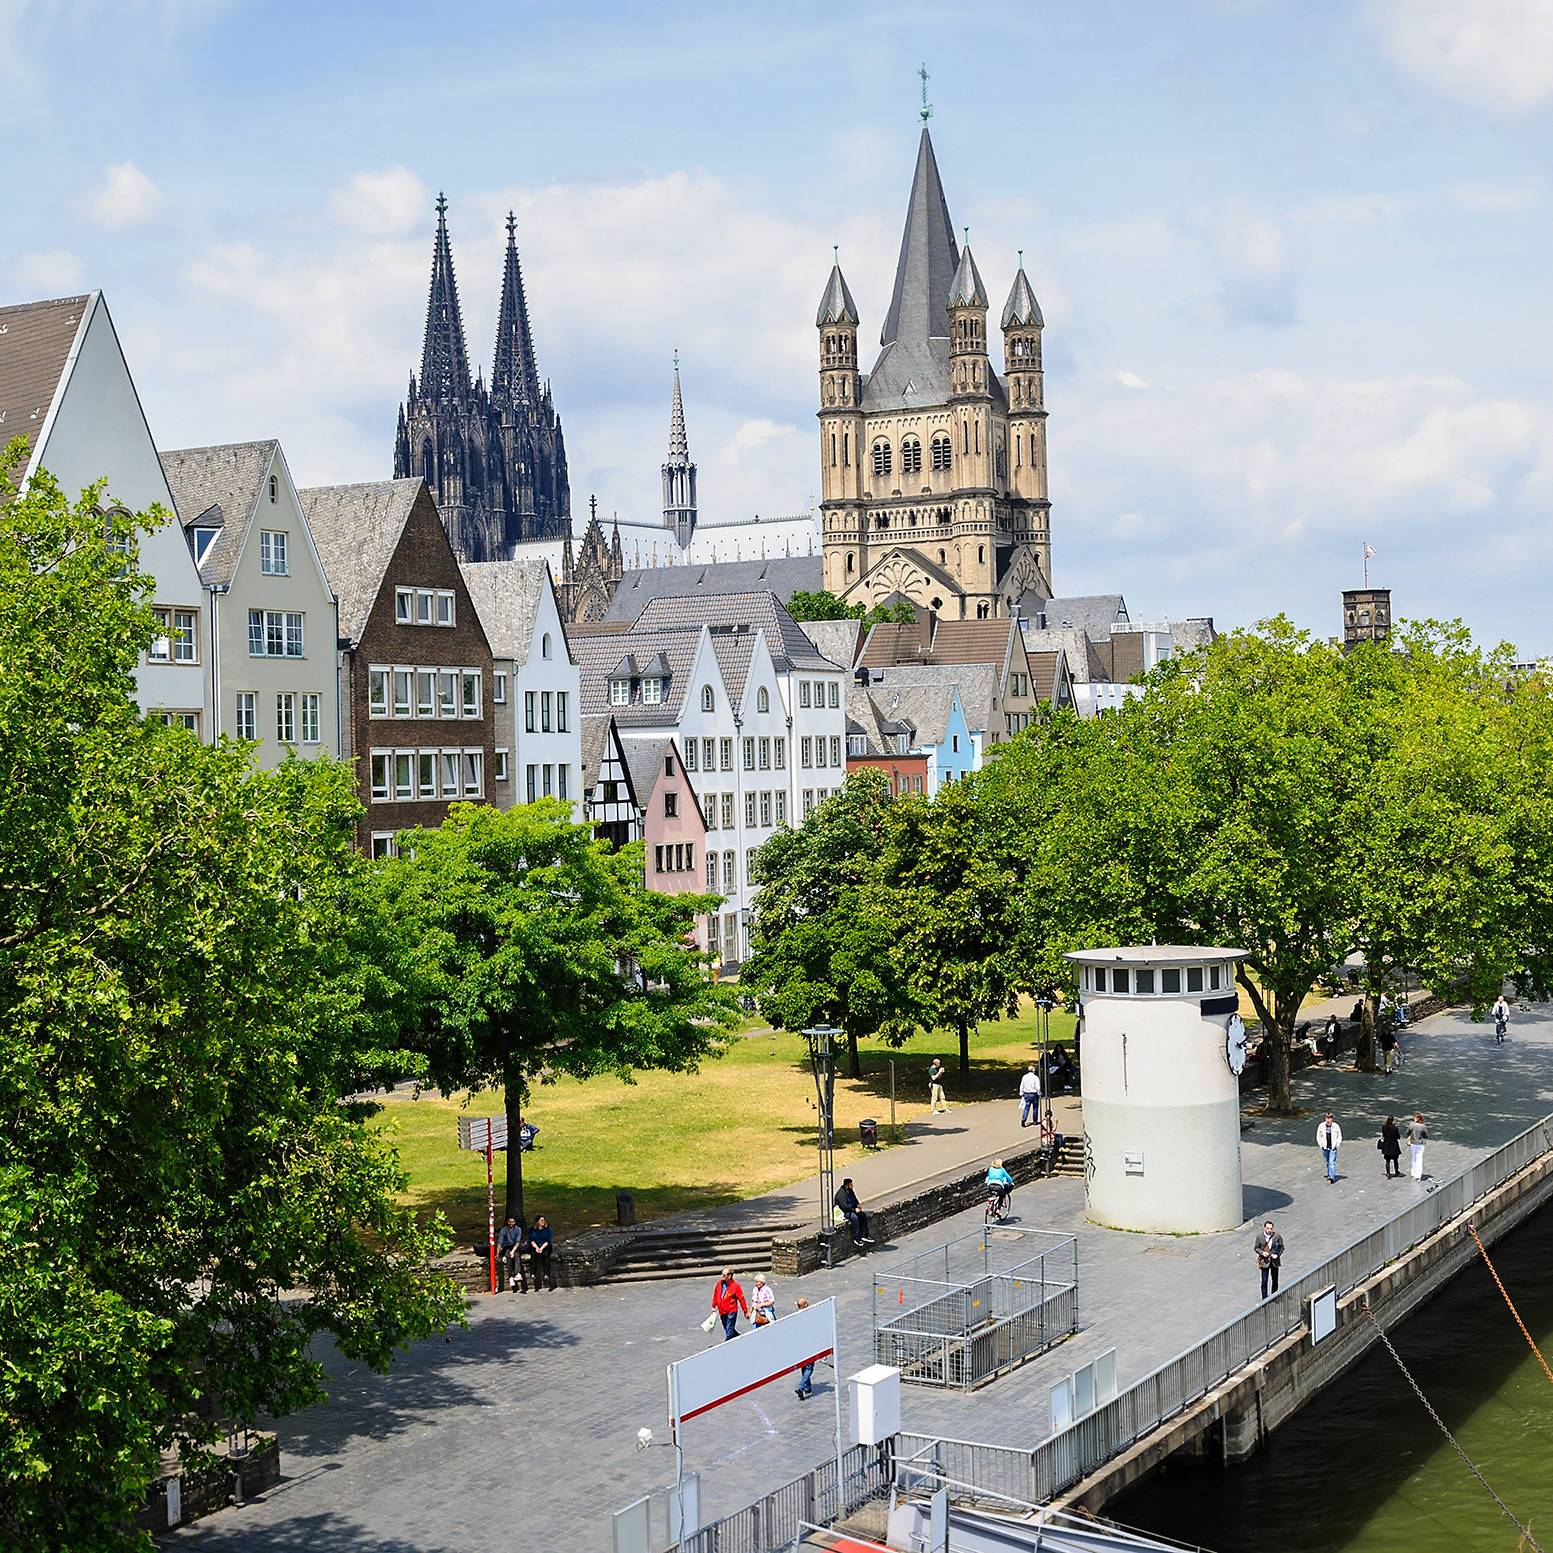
[600,1224,786,1285]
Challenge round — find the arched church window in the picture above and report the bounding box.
[421,442,434,484]
[931,434,951,472]
[702,684,716,712]
[831,434,837,467]
[872,442,892,478]
[938,549,947,565]
[757,687,769,713]
[978,545,986,565]
[901,438,922,475]
[977,602,990,619]
[846,553,855,574]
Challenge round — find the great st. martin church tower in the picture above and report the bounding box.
[394,196,570,561]
[817,128,1052,620]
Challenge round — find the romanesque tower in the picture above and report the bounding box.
[816,130,1053,619]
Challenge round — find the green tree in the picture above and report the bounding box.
[785,589,918,629]
[0,444,462,1552]
[743,768,917,1077]
[361,801,737,1223]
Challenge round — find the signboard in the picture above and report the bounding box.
[457,1115,508,1152]
[1309,1285,1337,1346]
[669,1298,837,1429]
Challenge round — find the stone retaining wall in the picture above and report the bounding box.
[133,1434,280,1534]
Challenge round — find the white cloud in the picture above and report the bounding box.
[79,161,166,228]
[1449,181,1540,212]
[328,166,429,238]
[1211,203,1297,326]
[1115,370,1149,390]
[1368,0,1553,112]
[12,250,83,295]
[715,418,793,468]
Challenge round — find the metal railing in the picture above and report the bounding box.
[873,1225,1080,1390]
[914,1108,1553,1503]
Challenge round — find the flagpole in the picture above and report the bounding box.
[1362,541,1367,588]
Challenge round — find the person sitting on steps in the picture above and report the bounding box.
[833,1178,873,1247]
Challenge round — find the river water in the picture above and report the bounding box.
[1114,1202,1553,1553]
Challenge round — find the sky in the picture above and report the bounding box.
[4,0,1553,651]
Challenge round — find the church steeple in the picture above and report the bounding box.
[419,194,472,404]
[492,211,541,411]
[662,352,697,547]
[879,128,960,350]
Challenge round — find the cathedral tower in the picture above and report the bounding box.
[394,197,570,562]
[661,354,697,547]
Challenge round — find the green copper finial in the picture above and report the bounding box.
[673,348,679,370]
[919,63,932,122]
[833,243,839,265]
[1018,248,1024,267]
[963,225,970,248]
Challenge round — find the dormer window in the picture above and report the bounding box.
[192,528,218,564]
[610,678,629,707]
[642,677,663,705]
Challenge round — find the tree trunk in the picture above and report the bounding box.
[1241,972,1296,1115]
[1356,993,1379,1073]
[846,1028,861,1080]
[504,1063,525,1227]
[958,1021,970,1083]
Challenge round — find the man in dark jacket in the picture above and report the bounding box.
[1254,1220,1284,1299]
[495,1216,526,1292]
[834,1179,873,1247]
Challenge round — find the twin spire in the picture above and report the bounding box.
[417,194,544,411]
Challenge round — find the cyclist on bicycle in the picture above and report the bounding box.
[986,1159,1013,1218]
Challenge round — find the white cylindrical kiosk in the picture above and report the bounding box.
[1067,946,1247,1234]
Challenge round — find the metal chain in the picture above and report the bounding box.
[1469,1223,1553,1391]
[1361,1304,1542,1552]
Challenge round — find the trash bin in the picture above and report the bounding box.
[859,1118,878,1148]
[616,1190,636,1226]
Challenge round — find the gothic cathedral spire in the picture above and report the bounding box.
[419,193,472,405]
[661,353,698,547]
[491,211,541,411]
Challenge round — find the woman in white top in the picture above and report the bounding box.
[751,1272,776,1327]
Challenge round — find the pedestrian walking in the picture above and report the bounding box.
[794,1297,815,1398]
[1408,1113,1428,1180]
[1378,1023,1397,1075]
[928,1058,949,1113]
[495,1215,526,1292]
[1315,1111,1343,1183]
[1492,994,1510,1043]
[1019,1065,1041,1127]
[527,1215,556,1289]
[1379,1116,1402,1178]
[1253,1219,1284,1299]
[711,1268,748,1340]
[751,1272,775,1328]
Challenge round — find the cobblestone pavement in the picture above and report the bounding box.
[169,999,1553,1553]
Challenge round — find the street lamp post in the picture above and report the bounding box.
[803,1025,841,1268]
[1035,991,1056,1136]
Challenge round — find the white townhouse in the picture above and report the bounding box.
[460,560,581,812]
[160,441,340,763]
[0,293,211,732]
[571,591,846,966]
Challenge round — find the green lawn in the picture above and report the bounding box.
[369,1004,1071,1243]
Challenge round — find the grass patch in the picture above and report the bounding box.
[372,1003,1072,1242]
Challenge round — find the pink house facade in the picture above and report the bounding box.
[624,737,710,952]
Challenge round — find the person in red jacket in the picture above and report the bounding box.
[711,1267,749,1340]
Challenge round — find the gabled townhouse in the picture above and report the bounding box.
[623,737,710,951]
[843,683,929,797]
[861,678,975,793]
[570,590,847,967]
[856,662,998,773]
[1,293,210,731]
[298,478,495,857]
[580,714,644,849]
[160,441,340,762]
[460,559,581,810]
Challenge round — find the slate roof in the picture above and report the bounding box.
[1027,648,1066,702]
[619,735,703,826]
[846,683,916,757]
[0,294,92,469]
[603,555,820,622]
[863,662,999,738]
[631,593,841,674]
[948,246,988,309]
[798,617,864,670]
[579,714,616,792]
[297,478,426,645]
[926,619,1018,670]
[460,559,552,665]
[1030,594,1130,642]
[1001,266,1044,329]
[159,440,278,586]
[815,263,859,326]
[1020,624,1108,684]
[572,627,704,726]
[864,680,960,750]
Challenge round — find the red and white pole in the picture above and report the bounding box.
[486,1133,496,1294]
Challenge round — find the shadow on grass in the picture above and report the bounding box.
[405,1179,750,1243]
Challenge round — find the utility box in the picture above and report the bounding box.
[1067,945,1247,1234]
[848,1364,901,1445]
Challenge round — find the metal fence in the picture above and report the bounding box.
[675,1443,890,1553]
[912,1108,1553,1504]
[873,1225,1080,1390]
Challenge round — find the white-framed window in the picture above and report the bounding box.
[801,737,812,768]
[815,737,826,769]
[745,849,758,885]
[370,751,390,800]
[369,668,389,718]
[148,609,172,661]
[830,736,842,766]
[300,693,320,745]
[720,738,733,771]
[436,590,455,626]
[642,676,662,705]
[371,832,395,860]
[173,610,197,663]
[542,764,553,797]
[951,733,959,752]
[745,792,757,827]
[464,749,483,797]
[803,789,814,817]
[775,791,787,825]
[557,691,569,732]
[276,693,296,744]
[259,530,288,575]
[610,678,629,707]
[828,682,839,708]
[799,681,811,708]
[742,737,755,771]
[703,793,717,828]
[158,710,201,733]
[416,589,434,626]
[526,764,538,803]
[759,738,770,770]
[664,790,678,819]
[558,763,569,800]
[235,692,256,741]
[849,734,868,757]
[760,791,771,827]
[703,738,715,770]
[494,672,507,705]
[541,691,552,732]
[722,851,736,891]
[495,749,509,782]
[395,589,414,625]
[757,686,769,713]
[706,852,718,889]
[439,671,457,718]
[393,669,412,718]
[720,793,734,829]
[701,684,715,712]
[247,610,303,657]
[417,670,435,718]
[394,751,413,801]
[462,671,481,718]
[418,751,437,798]
[525,691,536,732]
[441,751,460,798]
[685,741,698,772]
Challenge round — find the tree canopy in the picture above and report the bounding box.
[0,443,462,1551]
[785,589,918,628]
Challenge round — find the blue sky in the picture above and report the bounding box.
[5,0,1553,650]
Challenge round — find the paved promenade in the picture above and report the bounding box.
[170,1000,1553,1553]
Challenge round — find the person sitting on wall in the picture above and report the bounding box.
[833,1179,873,1247]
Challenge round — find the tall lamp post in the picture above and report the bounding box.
[1035,991,1056,1136]
[803,1025,841,1268]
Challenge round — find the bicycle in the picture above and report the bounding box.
[984,1185,1012,1224]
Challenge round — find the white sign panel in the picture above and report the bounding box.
[457,1115,508,1151]
[1310,1285,1337,1346]
[670,1298,836,1431]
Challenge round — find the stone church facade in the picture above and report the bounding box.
[817,129,1053,620]
[394,196,570,562]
